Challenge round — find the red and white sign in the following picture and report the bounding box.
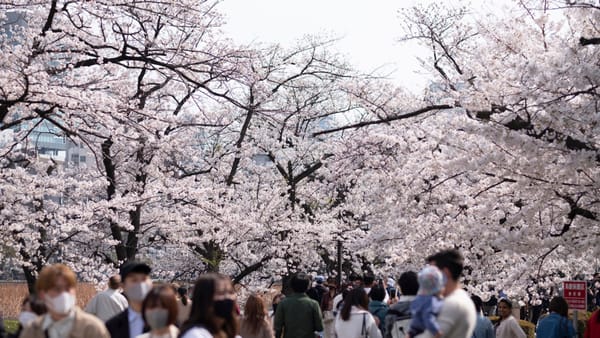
[563,281,587,310]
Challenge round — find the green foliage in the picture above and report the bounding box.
[4,319,19,334]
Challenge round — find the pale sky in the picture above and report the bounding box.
[217,0,432,92]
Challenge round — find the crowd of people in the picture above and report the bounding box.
[1,248,600,338]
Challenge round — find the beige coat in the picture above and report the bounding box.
[20,307,110,338]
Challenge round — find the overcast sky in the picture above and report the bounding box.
[217,0,432,92]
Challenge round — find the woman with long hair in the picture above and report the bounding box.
[179,274,240,338]
[334,288,382,338]
[138,285,180,338]
[239,294,274,338]
[495,298,526,338]
[536,296,576,338]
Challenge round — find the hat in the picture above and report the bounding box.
[120,261,151,281]
[417,265,444,296]
[315,276,325,284]
[387,277,396,288]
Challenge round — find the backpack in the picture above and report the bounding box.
[387,303,412,338]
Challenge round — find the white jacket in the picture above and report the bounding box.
[334,306,382,338]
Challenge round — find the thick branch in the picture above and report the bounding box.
[313,105,454,136]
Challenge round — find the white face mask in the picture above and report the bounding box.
[18,311,38,325]
[46,292,76,315]
[126,282,151,302]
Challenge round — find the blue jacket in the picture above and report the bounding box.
[368,300,389,335]
[536,313,576,338]
[409,295,443,336]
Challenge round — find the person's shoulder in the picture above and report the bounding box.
[77,308,105,323]
[445,289,473,305]
[181,327,212,338]
[442,290,474,314]
[19,316,45,337]
[105,309,128,326]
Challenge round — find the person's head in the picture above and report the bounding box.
[290,273,311,293]
[548,296,569,317]
[177,286,188,299]
[363,274,375,287]
[398,271,419,296]
[417,265,444,296]
[243,294,267,334]
[271,293,285,313]
[120,261,152,305]
[341,288,369,321]
[108,275,121,290]
[497,298,513,319]
[315,275,325,285]
[183,273,238,338]
[427,249,464,283]
[349,273,363,287]
[142,285,178,332]
[18,295,47,326]
[369,285,386,302]
[471,295,483,314]
[36,264,77,318]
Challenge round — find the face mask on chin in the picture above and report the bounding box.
[145,308,169,330]
[126,282,151,302]
[46,292,76,315]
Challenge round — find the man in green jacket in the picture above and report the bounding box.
[275,273,324,338]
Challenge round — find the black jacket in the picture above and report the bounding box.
[105,310,130,338]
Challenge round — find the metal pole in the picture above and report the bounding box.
[573,310,578,336]
[337,240,342,289]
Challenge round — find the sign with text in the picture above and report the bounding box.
[563,281,587,310]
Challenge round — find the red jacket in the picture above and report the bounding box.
[585,310,600,338]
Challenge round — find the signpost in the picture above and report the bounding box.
[563,280,587,335]
[563,280,587,310]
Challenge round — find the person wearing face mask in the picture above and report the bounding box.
[106,261,153,338]
[8,295,47,338]
[137,285,179,338]
[179,273,241,338]
[20,263,110,338]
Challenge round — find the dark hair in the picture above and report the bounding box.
[341,288,368,321]
[142,284,178,327]
[242,294,267,335]
[498,298,513,309]
[108,275,121,290]
[549,296,569,317]
[363,274,375,286]
[180,274,239,338]
[427,249,464,281]
[349,273,363,282]
[23,295,47,315]
[369,285,385,302]
[178,287,189,306]
[471,295,483,313]
[290,273,310,293]
[398,271,419,296]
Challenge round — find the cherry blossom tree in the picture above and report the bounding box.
[328,0,600,300]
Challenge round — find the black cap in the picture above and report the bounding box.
[120,261,151,281]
